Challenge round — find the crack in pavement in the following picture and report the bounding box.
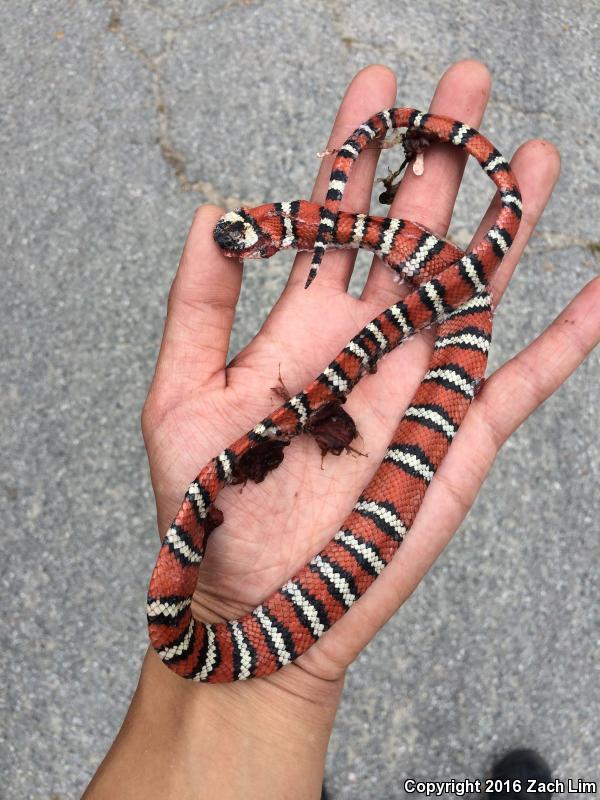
[319,0,594,132]
[450,224,600,256]
[318,0,449,81]
[107,0,248,208]
[531,233,600,256]
[107,0,598,245]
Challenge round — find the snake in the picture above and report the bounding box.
[146,107,521,682]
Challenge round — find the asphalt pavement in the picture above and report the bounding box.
[1,2,598,798]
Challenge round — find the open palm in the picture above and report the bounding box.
[141,61,600,688]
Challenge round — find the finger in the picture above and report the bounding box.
[403,275,600,565]
[363,142,560,506]
[361,59,491,306]
[147,205,242,410]
[475,274,600,449]
[286,64,397,292]
[470,139,561,305]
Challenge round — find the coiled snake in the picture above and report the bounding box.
[147,108,521,681]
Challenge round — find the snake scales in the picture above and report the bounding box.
[147,108,521,681]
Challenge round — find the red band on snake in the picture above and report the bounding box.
[146,108,521,682]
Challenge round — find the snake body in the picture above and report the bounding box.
[147,108,521,681]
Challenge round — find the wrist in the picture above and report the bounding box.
[84,647,344,799]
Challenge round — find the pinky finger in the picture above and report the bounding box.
[475,274,600,450]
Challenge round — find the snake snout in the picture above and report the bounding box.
[213,210,261,255]
[214,218,245,251]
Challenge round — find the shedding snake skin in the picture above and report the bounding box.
[147,108,521,681]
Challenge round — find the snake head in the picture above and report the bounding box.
[213,207,279,259]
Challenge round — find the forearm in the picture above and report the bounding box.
[83,647,343,800]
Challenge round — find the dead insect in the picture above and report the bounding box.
[306,401,360,457]
[230,439,290,485]
[403,128,437,161]
[271,365,292,402]
[377,165,405,205]
[377,128,438,203]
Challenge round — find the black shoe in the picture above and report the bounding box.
[320,785,329,800]
[488,748,553,798]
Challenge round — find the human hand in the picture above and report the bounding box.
[84,60,600,800]
[141,60,599,698]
